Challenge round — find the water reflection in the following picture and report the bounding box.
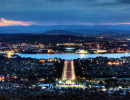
[80,54,85,59]
[17,53,130,59]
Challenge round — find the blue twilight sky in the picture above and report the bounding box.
[0,0,130,26]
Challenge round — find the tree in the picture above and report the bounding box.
[99,81,104,86]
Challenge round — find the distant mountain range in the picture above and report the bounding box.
[0,25,130,35]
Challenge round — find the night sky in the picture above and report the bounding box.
[0,0,130,26]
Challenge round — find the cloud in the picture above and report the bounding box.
[0,0,130,26]
[100,23,130,25]
[0,18,36,26]
[76,22,130,26]
[118,0,130,4]
[46,0,118,5]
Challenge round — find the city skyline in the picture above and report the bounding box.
[0,1,130,99]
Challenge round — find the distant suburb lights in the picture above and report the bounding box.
[0,18,36,26]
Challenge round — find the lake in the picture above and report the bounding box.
[17,53,130,59]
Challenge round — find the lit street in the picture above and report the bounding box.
[57,60,83,88]
[62,60,75,80]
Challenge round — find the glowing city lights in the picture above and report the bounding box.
[7,51,14,58]
[107,62,122,65]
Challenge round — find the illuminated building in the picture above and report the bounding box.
[94,50,108,54]
[107,62,122,65]
[40,60,46,63]
[76,50,88,54]
[0,75,5,81]
[57,43,82,46]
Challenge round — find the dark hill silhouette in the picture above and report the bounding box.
[44,30,77,35]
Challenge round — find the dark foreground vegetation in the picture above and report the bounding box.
[74,57,130,78]
[0,55,129,100]
[0,88,130,100]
